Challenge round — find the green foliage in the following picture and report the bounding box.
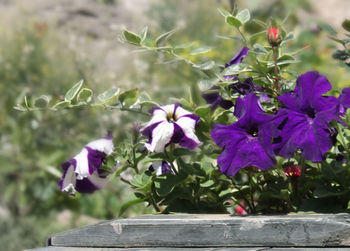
[3,1,350,249]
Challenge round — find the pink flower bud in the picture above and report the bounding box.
[267,27,282,46]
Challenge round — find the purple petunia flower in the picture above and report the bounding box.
[339,88,350,115]
[141,104,201,153]
[58,137,114,194]
[225,46,250,68]
[211,93,276,176]
[149,161,174,176]
[202,47,249,109]
[273,71,339,161]
[201,85,234,110]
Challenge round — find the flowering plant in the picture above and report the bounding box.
[17,9,350,215]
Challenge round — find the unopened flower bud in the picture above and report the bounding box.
[267,27,282,46]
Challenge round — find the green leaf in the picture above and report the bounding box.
[217,8,231,17]
[130,173,152,192]
[173,148,195,156]
[195,105,211,117]
[190,82,204,106]
[174,42,195,49]
[221,63,249,75]
[13,104,27,112]
[97,88,120,103]
[77,88,93,103]
[119,88,139,107]
[140,26,148,42]
[190,46,213,55]
[267,54,299,67]
[200,180,215,188]
[155,28,178,47]
[281,32,294,45]
[216,35,244,43]
[155,173,187,197]
[225,16,242,28]
[193,61,215,70]
[252,19,266,28]
[64,80,84,101]
[318,22,337,35]
[276,54,299,66]
[197,78,218,91]
[122,29,141,45]
[34,95,51,108]
[253,43,268,54]
[313,186,346,198]
[52,100,71,110]
[138,92,159,107]
[342,19,350,32]
[236,9,250,24]
[118,196,146,217]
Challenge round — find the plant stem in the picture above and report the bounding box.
[272,46,280,91]
[164,148,179,175]
[230,177,254,213]
[238,28,248,45]
[120,106,150,116]
[150,194,160,212]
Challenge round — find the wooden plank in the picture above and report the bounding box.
[27,247,270,251]
[27,247,350,251]
[49,214,350,248]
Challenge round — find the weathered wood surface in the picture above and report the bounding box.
[27,247,350,251]
[29,214,350,250]
[51,214,350,247]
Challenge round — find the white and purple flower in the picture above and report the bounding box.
[141,104,201,153]
[149,161,174,176]
[58,137,114,194]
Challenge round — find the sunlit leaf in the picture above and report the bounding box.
[190,46,213,55]
[64,80,83,101]
[236,9,250,24]
[225,16,242,28]
[122,29,141,45]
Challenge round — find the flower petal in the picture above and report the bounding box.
[86,137,114,155]
[149,161,173,176]
[339,88,350,114]
[175,116,201,149]
[273,109,333,161]
[58,160,77,194]
[145,121,174,152]
[74,148,90,179]
[225,46,249,67]
[75,172,110,194]
[142,108,167,130]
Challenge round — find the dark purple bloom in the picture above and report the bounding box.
[273,71,339,161]
[202,77,265,110]
[141,104,201,152]
[58,137,114,194]
[201,86,234,110]
[339,88,350,115]
[149,161,174,176]
[202,47,250,109]
[211,94,276,176]
[229,77,263,95]
[225,46,250,67]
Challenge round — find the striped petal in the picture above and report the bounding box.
[145,121,174,152]
[175,116,201,149]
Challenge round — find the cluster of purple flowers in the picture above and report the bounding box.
[58,47,350,195]
[210,48,350,176]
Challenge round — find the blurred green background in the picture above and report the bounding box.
[0,0,349,250]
